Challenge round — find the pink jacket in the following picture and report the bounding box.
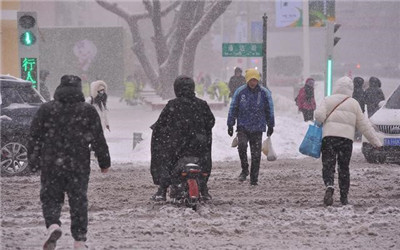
[296,86,316,111]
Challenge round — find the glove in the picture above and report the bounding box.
[267,127,274,137]
[228,127,233,137]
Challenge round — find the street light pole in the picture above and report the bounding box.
[262,13,267,88]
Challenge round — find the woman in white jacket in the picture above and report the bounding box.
[90,80,110,132]
[315,76,382,206]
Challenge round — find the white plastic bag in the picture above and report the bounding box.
[262,136,277,161]
[231,136,238,147]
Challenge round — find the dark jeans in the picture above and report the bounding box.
[40,170,90,241]
[302,110,314,122]
[321,136,353,196]
[237,131,263,183]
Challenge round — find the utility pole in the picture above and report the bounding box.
[262,13,267,88]
[302,0,310,80]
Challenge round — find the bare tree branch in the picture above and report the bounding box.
[96,0,131,21]
[96,0,159,88]
[181,0,232,76]
[160,1,180,17]
[142,0,153,15]
[97,0,179,21]
[149,0,168,66]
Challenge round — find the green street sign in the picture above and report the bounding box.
[222,43,263,57]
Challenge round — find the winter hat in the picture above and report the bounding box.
[245,68,260,83]
[305,78,315,87]
[234,67,242,74]
[90,80,108,98]
[333,76,353,96]
[53,75,85,103]
[174,75,195,98]
[60,75,82,89]
[369,76,381,88]
[353,77,364,88]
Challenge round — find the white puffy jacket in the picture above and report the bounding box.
[315,76,382,147]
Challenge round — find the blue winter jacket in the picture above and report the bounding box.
[227,84,275,132]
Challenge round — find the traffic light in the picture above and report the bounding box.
[325,22,341,96]
[17,11,39,88]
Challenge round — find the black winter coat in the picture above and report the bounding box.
[28,82,110,175]
[228,75,246,97]
[352,87,365,113]
[150,91,215,186]
[364,83,385,117]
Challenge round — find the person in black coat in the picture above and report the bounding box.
[364,76,385,117]
[28,75,110,249]
[352,76,366,141]
[150,75,215,201]
[352,77,365,112]
[228,67,246,97]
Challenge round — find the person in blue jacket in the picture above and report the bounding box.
[227,68,275,185]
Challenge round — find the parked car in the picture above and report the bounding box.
[1,75,45,176]
[362,84,400,163]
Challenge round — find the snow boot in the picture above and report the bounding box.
[323,186,334,206]
[238,171,248,182]
[150,186,167,201]
[43,224,62,250]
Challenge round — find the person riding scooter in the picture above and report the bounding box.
[150,75,215,202]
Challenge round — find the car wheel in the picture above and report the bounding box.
[1,142,30,176]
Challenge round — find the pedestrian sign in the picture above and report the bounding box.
[222,43,263,57]
[20,57,37,88]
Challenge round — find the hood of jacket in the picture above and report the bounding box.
[90,80,108,98]
[369,76,381,88]
[353,77,364,89]
[333,76,353,97]
[174,75,196,98]
[53,75,85,103]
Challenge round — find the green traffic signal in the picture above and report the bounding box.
[20,31,36,46]
[326,58,333,96]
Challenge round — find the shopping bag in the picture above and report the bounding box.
[262,138,269,155]
[299,121,323,158]
[262,137,277,161]
[231,136,238,147]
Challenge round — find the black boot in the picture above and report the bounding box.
[200,185,212,201]
[150,186,167,201]
[323,186,334,206]
[238,171,248,182]
[340,191,348,205]
[199,176,212,201]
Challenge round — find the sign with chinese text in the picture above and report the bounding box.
[222,43,263,57]
[20,57,37,88]
[276,0,336,27]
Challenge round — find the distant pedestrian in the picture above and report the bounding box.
[28,75,111,249]
[227,68,275,186]
[352,76,365,141]
[90,80,110,131]
[315,76,382,206]
[228,67,246,98]
[39,70,51,101]
[364,76,385,117]
[295,78,316,122]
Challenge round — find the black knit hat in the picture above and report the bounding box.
[60,75,82,89]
